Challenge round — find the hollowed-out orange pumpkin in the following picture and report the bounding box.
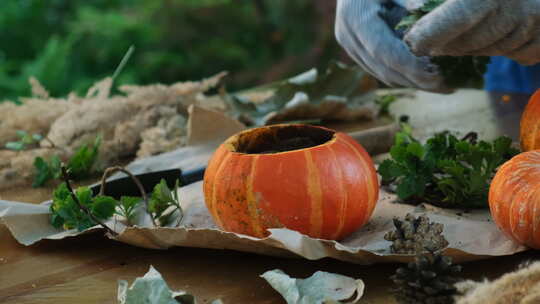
[520,89,540,151]
[489,150,540,249]
[203,124,379,240]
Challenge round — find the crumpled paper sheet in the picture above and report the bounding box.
[0,93,527,265]
[0,178,526,265]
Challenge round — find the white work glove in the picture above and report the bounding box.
[405,0,540,65]
[335,0,449,93]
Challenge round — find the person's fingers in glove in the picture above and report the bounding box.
[404,0,540,65]
[335,0,449,93]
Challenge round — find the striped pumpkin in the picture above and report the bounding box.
[203,124,379,240]
[521,89,540,151]
[489,150,540,248]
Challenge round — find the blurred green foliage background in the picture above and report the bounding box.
[0,0,348,101]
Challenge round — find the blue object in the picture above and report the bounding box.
[485,56,540,94]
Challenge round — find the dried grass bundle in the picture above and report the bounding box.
[0,72,227,190]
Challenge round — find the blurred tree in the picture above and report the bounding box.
[0,0,348,101]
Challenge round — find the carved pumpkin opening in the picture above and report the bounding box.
[231,124,335,154]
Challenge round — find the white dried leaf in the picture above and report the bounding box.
[118,266,180,304]
[261,269,364,304]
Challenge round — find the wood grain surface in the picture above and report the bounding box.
[1,204,538,304]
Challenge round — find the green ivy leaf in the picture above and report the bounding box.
[5,141,25,151]
[15,130,28,139]
[32,133,44,142]
[67,135,101,179]
[33,157,51,187]
[32,155,62,187]
[390,146,408,163]
[76,187,93,206]
[149,179,173,217]
[120,196,142,210]
[397,175,425,200]
[406,142,424,159]
[378,160,404,182]
[92,196,118,220]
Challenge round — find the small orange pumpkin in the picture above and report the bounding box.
[520,89,540,151]
[489,150,540,249]
[203,124,379,240]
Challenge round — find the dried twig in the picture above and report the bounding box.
[99,166,156,227]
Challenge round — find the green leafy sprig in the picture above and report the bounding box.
[148,179,183,227]
[33,135,102,187]
[66,135,102,180]
[50,165,184,233]
[33,155,62,188]
[115,196,142,227]
[5,130,63,152]
[5,131,44,151]
[51,166,118,234]
[378,125,519,208]
[375,94,397,116]
[4,130,102,187]
[99,166,154,226]
[395,0,445,31]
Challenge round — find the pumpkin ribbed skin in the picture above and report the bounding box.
[203,124,379,240]
[520,89,540,151]
[489,150,540,248]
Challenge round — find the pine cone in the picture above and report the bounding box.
[391,252,462,304]
[385,214,449,254]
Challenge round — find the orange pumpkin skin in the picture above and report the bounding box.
[203,124,379,240]
[489,150,540,249]
[520,89,540,151]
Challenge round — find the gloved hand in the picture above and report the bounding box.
[335,0,449,93]
[405,0,540,65]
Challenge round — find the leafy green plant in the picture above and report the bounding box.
[148,179,183,226]
[396,0,490,88]
[49,166,184,232]
[33,155,62,187]
[395,0,445,31]
[378,125,519,208]
[50,183,117,231]
[5,131,44,151]
[115,196,142,226]
[375,94,397,116]
[32,135,102,187]
[66,135,102,180]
